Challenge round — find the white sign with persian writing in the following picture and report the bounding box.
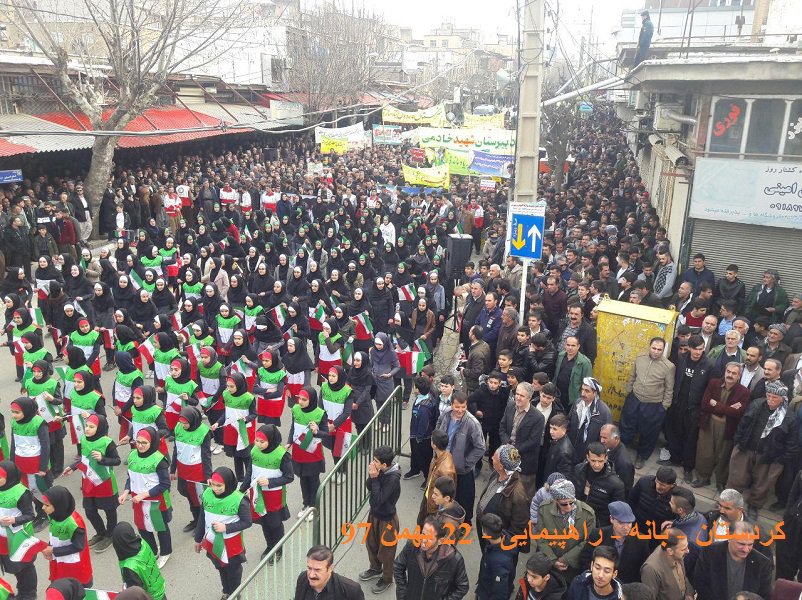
[417,128,516,155]
[689,157,802,229]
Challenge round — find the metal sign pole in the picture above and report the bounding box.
[519,259,529,325]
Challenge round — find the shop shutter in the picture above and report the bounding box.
[689,219,802,298]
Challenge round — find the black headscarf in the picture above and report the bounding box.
[86,414,110,442]
[228,329,256,364]
[299,386,320,414]
[347,288,370,316]
[91,282,115,313]
[115,351,137,375]
[31,359,51,383]
[11,396,37,424]
[136,385,158,410]
[112,522,142,561]
[43,485,75,522]
[282,337,315,374]
[256,424,281,453]
[253,315,282,345]
[347,351,374,388]
[66,345,88,370]
[154,331,176,353]
[170,356,191,385]
[134,425,161,459]
[210,466,238,498]
[45,578,86,600]
[227,372,248,396]
[327,365,347,392]
[21,331,44,354]
[179,406,203,432]
[0,460,21,491]
[180,298,202,327]
[34,256,63,281]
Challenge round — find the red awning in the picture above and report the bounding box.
[35,106,236,149]
[0,137,38,157]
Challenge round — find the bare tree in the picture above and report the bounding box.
[9,0,247,232]
[286,3,386,119]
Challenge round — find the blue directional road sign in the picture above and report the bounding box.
[508,202,545,260]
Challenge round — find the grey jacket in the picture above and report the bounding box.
[436,408,486,474]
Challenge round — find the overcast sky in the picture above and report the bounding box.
[363,0,645,55]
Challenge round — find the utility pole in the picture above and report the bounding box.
[512,0,544,323]
[513,0,543,207]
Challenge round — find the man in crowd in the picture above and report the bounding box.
[499,381,545,500]
[693,362,750,490]
[620,337,675,469]
[662,334,712,482]
[628,466,676,533]
[461,325,491,396]
[554,336,594,408]
[436,392,486,526]
[568,377,612,464]
[728,380,799,520]
[570,441,625,525]
[294,545,364,600]
[600,424,635,493]
[640,528,694,600]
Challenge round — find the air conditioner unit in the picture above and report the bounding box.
[653,103,684,132]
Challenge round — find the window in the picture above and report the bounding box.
[441,39,448,48]
[709,98,747,153]
[785,100,802,157]
[746,99,786,155]
[429,40,436,47]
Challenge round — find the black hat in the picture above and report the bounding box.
[656,466,677,484]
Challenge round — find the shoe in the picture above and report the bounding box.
[14,377,20,383]
[103,363,115,371]
[157,553,171,568]
[769,501,785,512]
[372,579,392,594]
[402,401,408,410]
[402,471,421,480]
[220,595,229,600]
[261,547,271,560]
[683,469,693,483]
[634,458,645,470]
[381,424,390,433]
[305,510,315,522]
[298,508,307,519]
[212,444,223,455]
[659,448,671,461]
[333,472,345,485]
[359,568,382,581]
[94,536,113,553]
[419,481,426,491]
[88,534,104,547]
[267,549,282,565]
[691,478,711,488]
[182,520,197,533]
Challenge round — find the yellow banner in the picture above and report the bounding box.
[463,112,505,129]
[320,137,348,154]
[402,164,451,189]
[382,104,448,127]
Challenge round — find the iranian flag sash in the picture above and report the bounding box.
[200,488,245,565]
[333,417,356,457]
[78,436,117,498]
[0,523,47,563]
[174,423,209,484]
[291,421,322,462]
[0,484,46,562]
[222,394,255,451]
[248,445,287,517]
[285,370,306,400]
[128,451,172,532]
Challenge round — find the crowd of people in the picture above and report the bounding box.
[0,106,800,600]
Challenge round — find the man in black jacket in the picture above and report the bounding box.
[628,466,676,535]
[727,380,799,520]
[394,516,470,600]
[499,381,545,500]
[693,522,773,600]
[468,371,507,473]
[578,501,650,583]
[294,545,365,600]
[662,335,712,483]
[558,305,597,365]
[570,442,626,525]
[600,424,635,494]
[359,446,402,594]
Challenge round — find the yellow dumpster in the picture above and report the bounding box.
[594,298,678,421]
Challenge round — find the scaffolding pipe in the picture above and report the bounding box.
[542,76,624,107]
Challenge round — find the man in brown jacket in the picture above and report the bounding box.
[641,528,694,600]
[693,362,751,490]
[417,429,456,526]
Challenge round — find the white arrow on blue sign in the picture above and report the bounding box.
[507,202,545,260]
